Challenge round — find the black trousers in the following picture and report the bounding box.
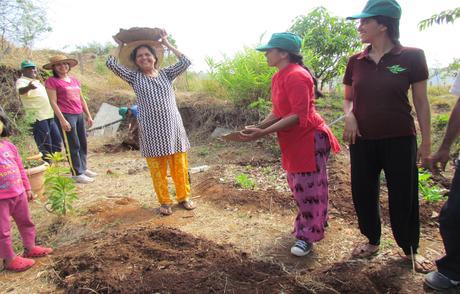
[32,118,62,161]
[436,160,460,281]
[350,136,419,255]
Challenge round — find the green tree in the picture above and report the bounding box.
[418,7,460,30]
[290,7,361,90]
[75,41,116,55]
[0,0,51,50]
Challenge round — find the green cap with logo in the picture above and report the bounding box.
[256,32,302,54]
[20,59,36,69]
[347,0,401,20]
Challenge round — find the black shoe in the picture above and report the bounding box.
[425,271,459,291]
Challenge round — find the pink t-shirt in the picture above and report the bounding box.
[45,77,83,114]
[0,140,31,199]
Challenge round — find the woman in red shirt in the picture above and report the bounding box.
[242,32,340,256]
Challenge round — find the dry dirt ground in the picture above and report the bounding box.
[0,135,456,294]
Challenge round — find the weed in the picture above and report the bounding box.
[197,146,210,156]
[261,166,273,175]
[380,238,395,250]
[433,114,449,131]
[235,173,256,190]
[44,152,78,215]
[418,168,445,202]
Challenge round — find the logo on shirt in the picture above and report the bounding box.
[387,65,407,74]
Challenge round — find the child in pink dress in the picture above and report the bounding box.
[0,112,53,272]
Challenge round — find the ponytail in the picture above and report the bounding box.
[288,53,324,98]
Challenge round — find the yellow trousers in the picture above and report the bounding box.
[146,152,190,205]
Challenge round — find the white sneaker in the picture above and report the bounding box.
[73,174,95,184]
[290,240,312,257]
[84,170,98,178]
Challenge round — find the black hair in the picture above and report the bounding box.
[52,64,72,78]
[130,44,159,68]
[372,15,400,45]
[287,52,324,98]
[0,112,12,137]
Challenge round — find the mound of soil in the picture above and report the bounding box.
[193,172,296,211]
[315,256,441,294]
[54,227,312,293]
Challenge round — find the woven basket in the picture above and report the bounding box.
[113,27,165,70]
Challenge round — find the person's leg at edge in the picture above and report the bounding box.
[436,160,460,280]
[146,156,172,214]
[350,139,382,256]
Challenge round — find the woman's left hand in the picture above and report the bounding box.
[86,117,94,128]
[26,190,35,202]
[160,29,171,47]
[240,128,266,141]
[418,142,431,169]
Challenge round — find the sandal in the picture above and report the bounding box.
[5,256,35,272]
[23,246,53,258]
[179,200,196,210]
[352,243,379,259]
[159,204,172,216]
[402,253,435,273]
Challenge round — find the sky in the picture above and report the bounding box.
[35,0,460,72]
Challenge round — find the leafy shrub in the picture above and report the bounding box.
[44,152,78,215]
[418,169,445,202]
[207,48,275,107]
[235,173,256,190]
[248,98,272,116]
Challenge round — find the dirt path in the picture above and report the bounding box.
[0,137,452,293]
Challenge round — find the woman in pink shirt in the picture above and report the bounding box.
[0,112,52,272]
[44,55,97,184]
[242,32,340,256]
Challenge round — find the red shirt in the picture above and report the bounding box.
[272,64,340,173]
[343,45,429,139]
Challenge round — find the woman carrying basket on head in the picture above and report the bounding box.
[106,29,195,216]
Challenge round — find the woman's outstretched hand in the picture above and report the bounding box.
[240,127,266,141]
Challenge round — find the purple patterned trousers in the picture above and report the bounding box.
[287,131,331,243]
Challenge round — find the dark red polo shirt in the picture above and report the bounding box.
[343,45,428,140]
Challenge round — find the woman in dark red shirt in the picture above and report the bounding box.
[242,32,340,257]
[343,0,432,272]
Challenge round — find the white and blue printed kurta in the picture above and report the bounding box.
[106,55,191,157]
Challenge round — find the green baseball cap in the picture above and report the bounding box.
[20,59,36,69]
[119,107,128,119]
[347,0,401,20]
[256,32,302,54]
